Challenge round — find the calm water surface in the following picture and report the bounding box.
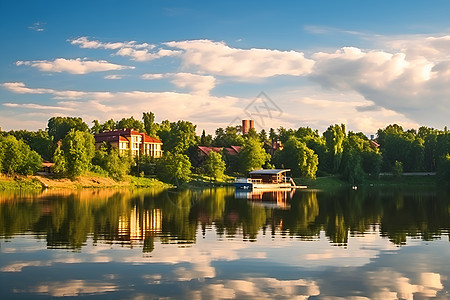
[0,187,449,299]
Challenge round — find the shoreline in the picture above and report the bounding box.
[0,173,440,191]
[0,174,172,190]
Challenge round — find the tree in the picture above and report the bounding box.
[274,136,318,178]
[200,129,213,146]
[203,151,226,181]
[143,112,159,138]
[437,154,450,183]
[60,130,95,177]
[323,124,346,173]
[0,135,42,175]
[92,145,132,180]
[47,116,88,142]
[163,120,197,154]
[53,146,66,174]
[212,126,244,147]
[392,160,403,178]
[157,151,191,183]
[116,116,144,132]
[238,136,270,174]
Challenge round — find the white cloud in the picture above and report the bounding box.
[28,22,45,32]
[141,73,165,80]
[70,37,180,61]
[16,58,135,74]
[3,102,73,111]
[170,73,216,95]
[104,74,125,80]
[166,39,315,78]
[309,39,450,127]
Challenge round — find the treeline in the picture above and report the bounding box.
[1,113,450,184]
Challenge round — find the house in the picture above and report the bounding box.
[192,145,241,167]
[94,129,163,158]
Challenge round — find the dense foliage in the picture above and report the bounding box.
[1,113,450,185]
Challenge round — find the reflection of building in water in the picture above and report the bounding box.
[235,189,294,209]
[118,206,162,242]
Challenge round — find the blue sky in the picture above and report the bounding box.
[1,1,450,135]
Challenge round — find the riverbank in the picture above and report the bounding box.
[0,174,171,190]
[298,174,437,190]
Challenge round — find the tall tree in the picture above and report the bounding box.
[0,135,42,175]
[47,116,88,142]
[200,129,212,146]
[203,151,226,181]
[157,151,192,183]
[163,120,197,154]
[116,116,144,132]
[60,130,95,177]
[143,112,159,137]
[323,124,346,173]
[238,136,270,174]
[274,136,318,178]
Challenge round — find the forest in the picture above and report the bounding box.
[1,113,450,184]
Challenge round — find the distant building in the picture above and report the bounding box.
[192,145,241,167]
[94,129,163,158]
[242,120,254,135]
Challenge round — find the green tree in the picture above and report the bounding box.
[238,137,270,174]
[143,112,159,138]
[392,160,403,178]
[323,124,346,173]
[116,116,144,132]
[157,151,192,183]
[0,135,42,175]
[53,147,66,174]
[200,129,213,146]
[212,126,244,147]
[437,154,450,183]
[60,130,95,177]
[47,116,88,142]
[163,120,197,154]
[274,136,318,178]
[92,145,132,180]
[8,129,53,161]
[203,151,226,181]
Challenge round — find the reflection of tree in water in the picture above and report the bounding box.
[0,187,449,250]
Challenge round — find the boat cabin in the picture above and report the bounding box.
[248,169,291,184]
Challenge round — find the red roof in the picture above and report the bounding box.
[197,146,222,156]
[94,129,161,144]
[198,146,241,156]
[141,133,162,144]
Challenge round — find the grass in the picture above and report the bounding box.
[294,174,437,190]
[0,175,44,190]
[129,175,172,188]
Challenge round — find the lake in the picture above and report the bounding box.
[0,186,449,299]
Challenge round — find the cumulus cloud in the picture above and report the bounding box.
[165,39,315,78]
[141,72,216,95]
[309,41,450,127]
[16,58,135,74]
[170,73,216,95]
[70,37,181,61]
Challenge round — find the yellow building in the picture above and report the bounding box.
[94,129,163,158]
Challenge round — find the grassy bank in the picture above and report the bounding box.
[0,175,44,190]
[295,174,437,190]
[0,173,171,190]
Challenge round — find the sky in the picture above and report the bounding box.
[1,0,450,136]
